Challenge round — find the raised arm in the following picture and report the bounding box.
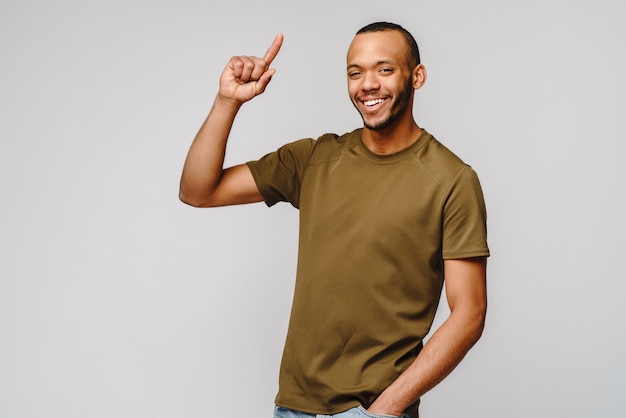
[368,257,488,416]
[179,34,284,207]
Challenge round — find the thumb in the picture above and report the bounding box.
[254,68,277,95]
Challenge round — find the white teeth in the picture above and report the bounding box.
[364,99,384,106]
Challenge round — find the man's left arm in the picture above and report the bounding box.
[368,257,488,416]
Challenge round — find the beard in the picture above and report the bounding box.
[357,76,414,131]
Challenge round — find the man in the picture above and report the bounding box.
[180,22,489,418]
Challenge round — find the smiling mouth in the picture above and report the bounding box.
[364,98,385,107]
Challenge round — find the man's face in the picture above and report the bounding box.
[347,31,415,131]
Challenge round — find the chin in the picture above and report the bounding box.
[363,115,394,131]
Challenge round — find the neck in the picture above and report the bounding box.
[362,119,422,155]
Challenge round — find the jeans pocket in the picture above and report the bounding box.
[356,405,403,418]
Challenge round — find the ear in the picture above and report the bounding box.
[412,64,427,90]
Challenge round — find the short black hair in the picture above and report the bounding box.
[356,22,420,67]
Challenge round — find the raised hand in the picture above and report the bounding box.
[219,33,284,104]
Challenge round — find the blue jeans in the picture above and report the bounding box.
[273,405,408,418]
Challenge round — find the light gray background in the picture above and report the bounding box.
[1,0,624,417]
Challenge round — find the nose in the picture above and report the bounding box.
[360,71,380,92]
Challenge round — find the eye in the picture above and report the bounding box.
[348,71,362,79]
[380,68,394,74]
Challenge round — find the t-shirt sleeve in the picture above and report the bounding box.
[246,138,316,208]
[441,166,490,259]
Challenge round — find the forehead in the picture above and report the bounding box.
[347,31,409,67]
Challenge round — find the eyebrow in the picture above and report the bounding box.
[347,59,397,70]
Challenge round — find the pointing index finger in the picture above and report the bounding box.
[263,33,284,66]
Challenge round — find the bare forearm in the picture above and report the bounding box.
[179,95,241,206]
[370,258,488,415]
[370,312,485,415]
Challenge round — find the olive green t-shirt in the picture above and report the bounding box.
[247,128,489,417]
